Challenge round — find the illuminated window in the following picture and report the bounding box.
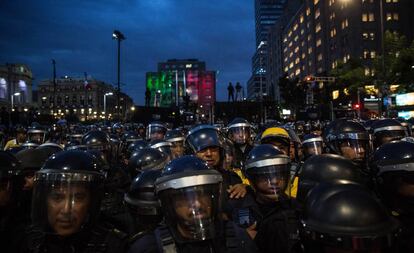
[362,13,375,22]
[300,15,304,23]
[316,39,322,47]
[317,54,323,61]
[306,8,311,16]
[330,28,337,37]
[308,47,313,54]
[341,19,349,29]
[314,0,319,5]
[315,23,322,33]
[293,23,298,31]
[315,9,320,19]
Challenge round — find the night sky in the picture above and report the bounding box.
[0,0,255,105]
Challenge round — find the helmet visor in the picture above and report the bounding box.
[337,139,369,163]
[247,165,290,201]
[147,125,166,141]
[376,130,406,146]
[303,141,323,157]
[159,184,221,241]
[228,126,250,145]
[31,172,103,237]
[28,132,45,144]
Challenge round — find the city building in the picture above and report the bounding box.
[146,59,216,115]
[0,63,34,109]
[37,76,133,121]
[282,0,414,81]
[266,0,303,102]
[247,0,289,100]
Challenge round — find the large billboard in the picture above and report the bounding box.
[396,92,414,106]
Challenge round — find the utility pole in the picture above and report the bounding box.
[84,72,88,121]
[52,59,56,117]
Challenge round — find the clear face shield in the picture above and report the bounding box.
[28,131,46,144]
[160,184,221,241]
[170,140,185,159]
[32,172,103,237]
[303,141,323,158]
[376,130,406,147]
[337,139,369,164]
[228,126,251,145]
[248,165,290,202]
[147,126,166,141]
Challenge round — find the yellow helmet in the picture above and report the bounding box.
[260,127,291,144]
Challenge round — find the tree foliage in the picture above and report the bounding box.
[278,74,306,110]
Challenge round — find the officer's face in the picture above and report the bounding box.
[17,132,26,143]
[23,171,35,191]
[0,181,11,207]
[230,128,249,144]
[254,173,287,202]
[150,131,164,141]
[196,146,220,168]
[29,133,43,144]
[173,192,212,238]
[170,141,184,159]
[268,141,290,156]
[339,140,366,161]
[47,184,90,237]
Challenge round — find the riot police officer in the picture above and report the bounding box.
[128,155,258,253]
[301,183,400,253]
[243,144,303,253]
[370,141,414,252]
[301,133,323,160]
[127,148,168,179]
[226,118,254,168]
[20,150,128,253]
[146,122,167,141]
[371,119,407,149]
[165,129,185,159]
[27,125,48,145]
[296,154,365,204]
[323,119,370,167]
[185,125,247,200]
[260,126,292,156]
[124,170,163,241]
[148,139,173,161]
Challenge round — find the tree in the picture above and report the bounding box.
[278,74,306,111]
[373,31,414,93]
[329,58,369,92]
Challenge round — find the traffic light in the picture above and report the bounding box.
[353,103,361,110]
[304,76,314,82]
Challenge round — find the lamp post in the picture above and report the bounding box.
[112,30,125,121]
[104,92,113,125]
[378,0,386,117]
[11,92,20,112]
[258,41,267,125]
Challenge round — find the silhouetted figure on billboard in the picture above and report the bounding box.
[227,82,234,102]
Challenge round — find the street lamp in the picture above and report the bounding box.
[11,92,20,112]
[104,92,113,124]
[112,30,125,120]
[258,41,267,125]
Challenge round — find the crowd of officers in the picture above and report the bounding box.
[0,117,413,253]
